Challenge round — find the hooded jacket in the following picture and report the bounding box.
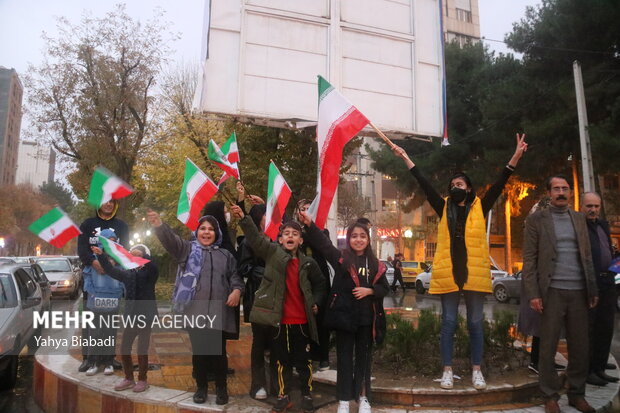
[154,217,244,335]
[239,216,327,343]
[77,202,129,267]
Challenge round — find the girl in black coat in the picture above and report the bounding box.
[299,213,389,413]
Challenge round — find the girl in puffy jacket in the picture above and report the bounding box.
[299,213,389,413]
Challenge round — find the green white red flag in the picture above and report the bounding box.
[308,75,369,229]
[28,207,81,248]
[265,161,292,240]
[98,236,150,269]
[177,159,219,231]
[87,166,134,208]
[208,138,240,181]
[216,132,240,185]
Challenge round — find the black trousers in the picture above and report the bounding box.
[81,291,89,359]
[391,272,406,290]
[311,309,331,363]
[272,324,313,397]
[187,328,227,388]
[250,323,277,395]
[336,325,373,401]
[589,284,616,373]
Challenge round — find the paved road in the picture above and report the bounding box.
[1,290,619,412]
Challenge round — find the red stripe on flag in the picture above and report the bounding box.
[315,108,368,229]
[214,161,239,180]
[186,181,219,231]
[111,186,133,200]
[49,226,81,248]
[265,185,292,240]
[113,243,150,266]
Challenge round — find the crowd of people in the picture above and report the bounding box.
[73,134,618,413]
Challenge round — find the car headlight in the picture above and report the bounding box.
[61,280,73,286]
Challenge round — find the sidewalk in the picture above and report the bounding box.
[32,321,620,412]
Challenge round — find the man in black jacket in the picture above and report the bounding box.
[76,199,129,372]
[582,192,619,386]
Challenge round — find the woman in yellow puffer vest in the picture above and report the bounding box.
[392,134,528,391]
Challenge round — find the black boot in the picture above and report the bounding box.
[596,371,619,383]
[216,385,229,405]
[301,395,314,412]
[193,387,207,404]
[78,358,92,372]
[586,372,608,386]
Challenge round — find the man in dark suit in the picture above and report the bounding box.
[523,175,598,413]
[582,192,618,386]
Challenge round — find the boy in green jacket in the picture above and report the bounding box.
[231,205,327,413]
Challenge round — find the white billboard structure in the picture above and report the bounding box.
[195,0,446,139]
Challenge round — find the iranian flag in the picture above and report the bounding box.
[87,166,134,208]
[98,236,150,269]
[208,139,240,180]
[28,207,81,248]
[308,75,369,229]
[264,161,292,240]
[177,159,219,230]
[217,132,240,185]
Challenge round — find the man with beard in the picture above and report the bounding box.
[523,175,598,413]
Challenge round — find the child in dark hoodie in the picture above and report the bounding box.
[92,243,158,393]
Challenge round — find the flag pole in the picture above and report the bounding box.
[369,122,396,149]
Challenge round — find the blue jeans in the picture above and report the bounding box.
[440,291,485,366]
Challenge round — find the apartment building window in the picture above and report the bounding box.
[426,242,437,260]
[456,8,472,22]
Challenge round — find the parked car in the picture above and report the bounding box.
[492,271,522,303]
[34,257,81,299]
[415,265,432,294]
[0,263,44,390]
[0,258,16,265]
[380,260,395,286]
[18,263,52,311]
[490,264,509,280]
[401,261,428,286]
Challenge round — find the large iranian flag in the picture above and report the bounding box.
[308,75,369,229]
[264,161,292,240]
[87,166,134,208]
[208,139,240,180]
[98,236,150,269]
[177,159,219,230]
[29,207,81,248]
[217,132,240,185]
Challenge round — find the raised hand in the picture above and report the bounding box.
[508,133,528,168]
[236,181,245,202]
[91,246,103,255]
[230,204,244,219]
[146,209,162,227]
[298,211,312,227]
[391,145,415,169]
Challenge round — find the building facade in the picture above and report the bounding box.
[442,0,481,46]
[0,67,23,186]
[16,140,56,189]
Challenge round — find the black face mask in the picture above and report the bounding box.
[449,187,468,203]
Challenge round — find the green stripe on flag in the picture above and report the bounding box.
[221,132,235,154]
[318,75,334,102]
[28,208,64,234]
[178,159,198,214]
[87,167,111,206]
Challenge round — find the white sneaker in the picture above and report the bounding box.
[337,400,350,413]
[85,365,101,376]
[472,369,486,390]
[440,369,453,389]
[254,387,267,400]
[358,396,372,413]
[104,365,114,375]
